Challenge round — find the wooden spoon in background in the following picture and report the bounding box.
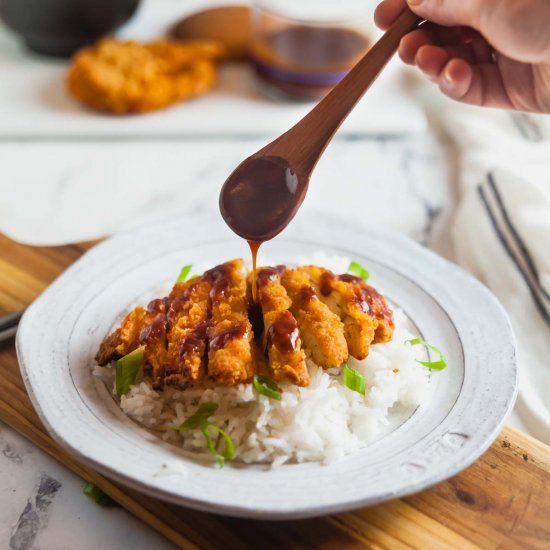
[219,7,422,244]
[171,5,251,61]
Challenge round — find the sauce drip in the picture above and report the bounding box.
[167,282,200,326]
[179,320,210,360]
[320,270,370,313]
[267,311,299,354]
[204,262,232,301]
[256,265,286,287]
[337,273,363,284]
[209,321,247,351]
[147,298,167,313]
[139,317,166,345]
[298,285,317,306]
[248,301,264,345]
[248,240,261,303]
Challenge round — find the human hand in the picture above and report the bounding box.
[375,0,550,112]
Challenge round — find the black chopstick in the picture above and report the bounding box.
[0,309,25,342]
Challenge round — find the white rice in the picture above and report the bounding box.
[95,309,431,466]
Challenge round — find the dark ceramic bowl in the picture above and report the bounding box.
[0,0,141,57]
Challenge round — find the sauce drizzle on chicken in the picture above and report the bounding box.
[96,259,394,389]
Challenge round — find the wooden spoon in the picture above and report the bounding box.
[219,8,421,242]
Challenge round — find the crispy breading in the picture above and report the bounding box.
[67,39,223,114]
[280,268,348,368]
[206,259,255,385]
[361,283,394,343]
[95,306,147,365]
[254,267,309,386]
[301,266,378,360]
[139,298,169,389]
[164,277,212,389]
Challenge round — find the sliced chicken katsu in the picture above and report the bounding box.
[300,266,378,360]
[205,259,255,385]
[95,306,147,365]
[358,281,394,343]
[163,276,212,389]
[139,297,170,389]
[97,295,171,389]
[280,267,348,368]
[254,266,309,386]
[97,258,395,391]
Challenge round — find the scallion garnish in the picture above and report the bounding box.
[343,364,366,395]
[177,402,219,429]
[174,402,234,468]
[116,346,144,397]
[348,261,369,280]
[201,423,235,468]
[176,264,192,283]
[406,338,447,370]
[83,483,116,507]
[253,374,282,400]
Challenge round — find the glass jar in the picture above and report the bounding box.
[251,0,373,101]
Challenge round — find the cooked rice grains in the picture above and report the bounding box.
[94,309,431,466]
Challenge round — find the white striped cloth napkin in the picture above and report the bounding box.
[442,107,550,444]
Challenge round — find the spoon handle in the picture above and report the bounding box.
[261,8,422,173]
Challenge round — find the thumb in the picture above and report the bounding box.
[405,0,485,28]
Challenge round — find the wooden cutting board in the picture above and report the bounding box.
[1,233,549,549]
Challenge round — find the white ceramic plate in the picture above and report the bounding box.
[17,213,517,519]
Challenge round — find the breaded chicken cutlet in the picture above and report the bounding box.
[67,39,223,114]
[96,259,394,389]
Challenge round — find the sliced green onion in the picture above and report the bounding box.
[406,338,447,370]
[83,483,116,507]
[116,346,144,397]
[174,402,219,430]
[173,402,234,468]
[253,374,282,400]
[176,264,193,283]
[343,364,366,395]
[201,422,235,468]
[348,261,369,280]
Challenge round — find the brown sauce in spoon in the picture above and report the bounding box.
[219,155,308,242]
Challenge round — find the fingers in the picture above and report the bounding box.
[399,26,493,65]
[414,46,449,78]
[422,56,514,109]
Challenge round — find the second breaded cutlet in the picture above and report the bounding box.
[280,268,348,368]
[254,266,309,386]
[300,266,378,360]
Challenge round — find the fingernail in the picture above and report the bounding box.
[443,67,453,84]
[407,0,424,6]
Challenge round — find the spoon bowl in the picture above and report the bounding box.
[219,156,309,242]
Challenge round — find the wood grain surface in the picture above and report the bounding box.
[1,233,549,550]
